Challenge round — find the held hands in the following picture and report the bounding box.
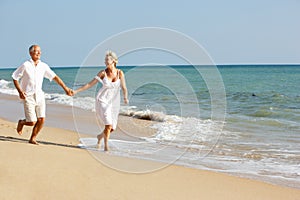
[65,87,79,96]
[65,87,128,105]
[65,87,74,96]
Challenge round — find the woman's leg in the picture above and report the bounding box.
[103,125,112,151]
[97,131,104,148]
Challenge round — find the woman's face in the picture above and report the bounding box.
[105,55,114,66]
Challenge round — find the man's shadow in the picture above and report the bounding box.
[0,135,80,149]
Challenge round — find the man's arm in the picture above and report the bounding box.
[52,76,72,96]
[12,63,26,99]
[13,79,26,99]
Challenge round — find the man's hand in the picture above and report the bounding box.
[18,91,26,99]
[65,87,74,96]
[13,79,26,99]
[53,76,74,96]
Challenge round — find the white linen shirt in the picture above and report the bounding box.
[12,59,56,97]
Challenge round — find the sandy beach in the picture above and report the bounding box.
[1,118,300,200]
[0,95,300,199]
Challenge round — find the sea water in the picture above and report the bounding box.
[0,65,299,188]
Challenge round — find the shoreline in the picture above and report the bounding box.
[0,93,156,140]
[0,117,300,199]
[1,93,300,191]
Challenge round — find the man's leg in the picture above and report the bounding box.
[17,119,35,135]
[18,95,37,135]
[29,95,46,145]
[29,117,45,145]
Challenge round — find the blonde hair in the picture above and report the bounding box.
[105,50,118,66]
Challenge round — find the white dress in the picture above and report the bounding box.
[94,70,121,130]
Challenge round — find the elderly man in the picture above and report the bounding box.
[12,44,72,144]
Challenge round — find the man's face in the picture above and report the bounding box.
[30,46,41,61]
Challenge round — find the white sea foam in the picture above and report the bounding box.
[0,79,10,88]
[148,117,223,145]
[46,93,73,105]
[49,95,96,111]
[120,107,166,122]
[0,79,18,96]
[78,136,300,188]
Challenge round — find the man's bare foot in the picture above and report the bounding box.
[29,140,39,145]
[17,120,24,135]
[104,146,109,151]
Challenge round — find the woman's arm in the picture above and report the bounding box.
[74,78,98,95]
[119,70,128,104]
[74,70,104,95]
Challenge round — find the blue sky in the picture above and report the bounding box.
[0,0,299,68]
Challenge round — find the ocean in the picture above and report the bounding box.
[0,64,299,188]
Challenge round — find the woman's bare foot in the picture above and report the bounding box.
[104,146,109,151]
[97,134,102,143]
[17,120,24,135]
[96,144,101,149]
[29,140,39,145]
[97,134,103,149]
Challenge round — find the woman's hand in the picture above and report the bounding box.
[73,90,79,96]
[124,97,129,104]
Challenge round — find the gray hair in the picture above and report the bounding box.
[29,44,39,52]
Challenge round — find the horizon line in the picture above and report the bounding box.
[1,63,300,69]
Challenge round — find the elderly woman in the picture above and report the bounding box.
[74,51,128,151]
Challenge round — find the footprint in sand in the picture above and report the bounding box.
[0,123,10,129]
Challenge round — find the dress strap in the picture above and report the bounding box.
[117,69,120,79]
[94,76,102,82]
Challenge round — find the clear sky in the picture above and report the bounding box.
[0,0,299,68]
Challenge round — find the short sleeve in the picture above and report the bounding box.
[12,64,25,80]
[44,64,56,81]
